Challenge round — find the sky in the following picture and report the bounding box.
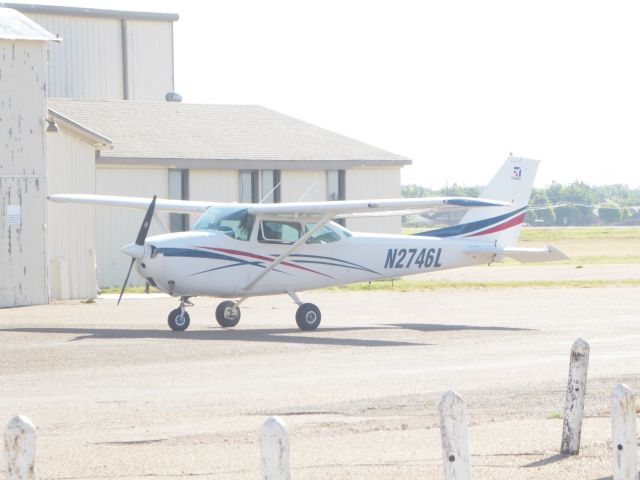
[12,0,640,188]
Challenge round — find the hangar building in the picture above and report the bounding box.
[0,4,411,306]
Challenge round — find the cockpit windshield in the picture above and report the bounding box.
[192,206,254,241]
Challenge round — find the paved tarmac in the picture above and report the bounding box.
[0,285,639,479]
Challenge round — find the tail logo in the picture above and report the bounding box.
[512,166,522,180]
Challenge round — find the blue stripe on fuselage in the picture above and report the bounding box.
[414,206,527,238]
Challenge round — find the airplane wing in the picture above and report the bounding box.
[48,194,212,214]
[48,194,510,217]
[246,197,510,217]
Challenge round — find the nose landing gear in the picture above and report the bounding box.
[167,296,193,331]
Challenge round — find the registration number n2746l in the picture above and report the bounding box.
[384,248,443,269]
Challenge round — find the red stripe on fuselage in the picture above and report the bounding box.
[468,212,526,237]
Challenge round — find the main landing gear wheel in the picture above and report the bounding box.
[216,301,241,328]
[296,303,321,331]
[167,308,190,331]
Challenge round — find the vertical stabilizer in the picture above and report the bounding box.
[425,156,539,247]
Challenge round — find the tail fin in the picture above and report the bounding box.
[427,156,539,247]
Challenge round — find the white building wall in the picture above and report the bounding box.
[0,39,49,307]
[345,167,402,234]
[280,170,327,202]
[46,131,97,300]
[28,13,124,99]
[96,166,169,288]
[125,19,174,100]
[188,169,239,227]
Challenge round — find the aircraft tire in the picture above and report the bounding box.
[295,303,321,331]
[216,301,241,328]
[168,308,190,331]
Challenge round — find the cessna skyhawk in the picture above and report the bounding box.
[49,157,566,331]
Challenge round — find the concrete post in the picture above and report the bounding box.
[4,415,36,480]
[439,391,472,480]
[560,338,590,454]
[261,416,290,480]
[611,384,637,480]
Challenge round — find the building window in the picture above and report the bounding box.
[327,170,345,201]
[327,169,346,225]
[169,169,189,232]
[240,169,280,203]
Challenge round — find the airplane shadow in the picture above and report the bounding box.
[0,326,429,348]
[0,322,531,348]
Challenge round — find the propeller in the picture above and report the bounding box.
[117,195,157,305]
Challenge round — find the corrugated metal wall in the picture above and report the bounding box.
[0,40,48,307]
[28,13,124,99]
[96,166,169,288]
[47,131,97,300]
[281,170,327,202]
[125,20,174,101]
[345,167,402,234]
[25,13,173,101]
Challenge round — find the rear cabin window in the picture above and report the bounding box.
[259,220,302,244]
[305,224,341,244]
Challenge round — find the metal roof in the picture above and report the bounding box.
[47,99,411,170]
[0,3,179,21]
[0,6,60,41]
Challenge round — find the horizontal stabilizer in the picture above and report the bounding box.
[463,245,569,263]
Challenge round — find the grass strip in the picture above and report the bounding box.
[326,278,640,292]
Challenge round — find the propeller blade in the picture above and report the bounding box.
[135,195,157,246]
[118,196,157,305]
[118,258,136,305]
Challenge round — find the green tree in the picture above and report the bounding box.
[598,205,622,224]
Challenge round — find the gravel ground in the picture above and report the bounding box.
[0,284,639,479]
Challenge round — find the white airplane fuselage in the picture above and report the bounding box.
[136,226,486,298]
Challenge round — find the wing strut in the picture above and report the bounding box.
[235,215,332,306]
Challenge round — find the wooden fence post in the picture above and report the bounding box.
[611,384,637,480]
[261,416,290,480]
[4,416,36,480]
[560,338,590,454]
[439,391,472,480]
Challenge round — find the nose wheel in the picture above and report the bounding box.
[167,297,192,331]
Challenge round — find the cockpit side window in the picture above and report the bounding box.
[192,207,254,241]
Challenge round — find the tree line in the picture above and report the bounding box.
[402,182,640,226]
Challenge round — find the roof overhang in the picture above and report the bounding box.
[95,156,411,170]
[0,3,179,22]
[48,108,112,149]
[0,6,61,41]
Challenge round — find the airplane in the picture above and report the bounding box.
[48,156,567,332]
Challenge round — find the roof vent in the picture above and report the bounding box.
[165,91,183,102]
